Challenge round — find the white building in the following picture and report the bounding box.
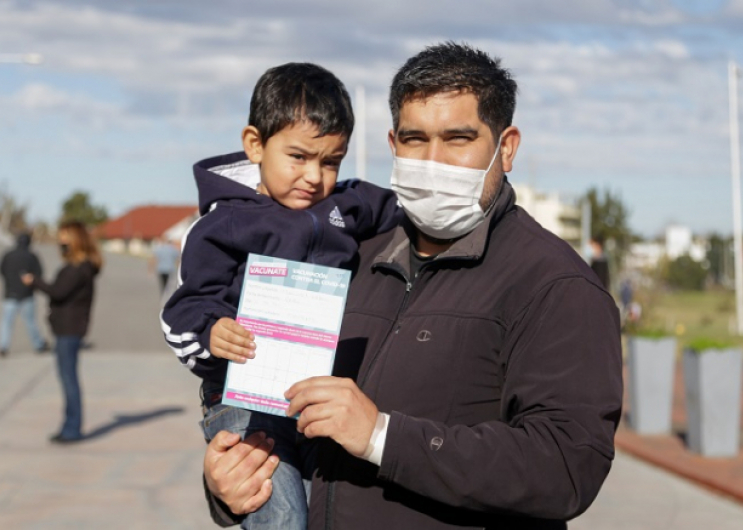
[512,184,583,249]
[665,224,706,262]
[625,241,665,270]
[626,225,708,270]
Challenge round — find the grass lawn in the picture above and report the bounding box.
[632,287,743,349]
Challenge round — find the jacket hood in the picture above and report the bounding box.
[16,233,31,248]
[193,152,262,215]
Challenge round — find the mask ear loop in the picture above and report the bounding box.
[481,133,506,216]
[484,133,504,174]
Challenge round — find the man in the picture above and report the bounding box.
[0,233,48,357]
[203,42,623,529]
[588,236,610,290]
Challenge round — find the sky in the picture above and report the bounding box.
[1,0,743,238]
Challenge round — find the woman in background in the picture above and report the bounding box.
[23,221,102,444]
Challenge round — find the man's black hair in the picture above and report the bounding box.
[389,42,517,137]
[249,62,354,144]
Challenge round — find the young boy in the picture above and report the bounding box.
[160,63,401,529]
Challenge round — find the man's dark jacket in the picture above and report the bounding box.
[1,234,42,300]
[208,179,623,529]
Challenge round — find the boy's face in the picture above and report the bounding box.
[243,121,348,210]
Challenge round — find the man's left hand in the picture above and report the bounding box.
[285,376,378,458]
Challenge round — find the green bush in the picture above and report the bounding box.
[629,328,670,339]
[685,337,737,352]
[664,255,707,291]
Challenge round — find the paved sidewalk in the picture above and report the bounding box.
[614,359,743,503]
[572,449,743,529]
[1,349,743,529]
[0,350,213,530]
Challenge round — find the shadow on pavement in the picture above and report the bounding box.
[83,406,185,440]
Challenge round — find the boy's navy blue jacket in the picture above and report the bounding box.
[161,151,402,383]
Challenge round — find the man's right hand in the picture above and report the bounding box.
[204,430,279,515]
[210,317,256,363]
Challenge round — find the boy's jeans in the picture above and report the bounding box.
[201,383,316,530]
[0,297,46,352]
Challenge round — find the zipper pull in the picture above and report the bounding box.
[406,281,412,292]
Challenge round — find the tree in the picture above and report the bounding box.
[584,187,634,270]
[59,191,108,227]
[0,189,29,233]
[664,254,707,290]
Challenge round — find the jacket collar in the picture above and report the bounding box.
[372,177,517,273]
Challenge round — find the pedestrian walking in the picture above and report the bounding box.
[589,236,611,290]
[0,232,49,357]
[149,236,180,294]
[22,221,102,443]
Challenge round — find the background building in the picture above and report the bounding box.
[513,184,584,250]
[97,205,197,255]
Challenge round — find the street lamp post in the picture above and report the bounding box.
[729,60,743,335]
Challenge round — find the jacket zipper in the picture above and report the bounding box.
[358,270,414,388]
[321,236,483,528]
[325,258,448,529]
[324,264,411,530]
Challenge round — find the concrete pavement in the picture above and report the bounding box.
[573,450,743,529]
[1,245,742,528]
[3,348,743,529]
[0,351,212,529]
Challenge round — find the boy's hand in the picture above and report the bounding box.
[211,318,256,363]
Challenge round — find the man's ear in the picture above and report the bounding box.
[387,129,397,154]
[243,126,263,164]
[500,126,521,173]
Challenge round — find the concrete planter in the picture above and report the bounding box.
[626,336,676,435]
[682,347,742,457]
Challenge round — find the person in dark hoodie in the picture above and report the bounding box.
[22,221,102,444]
[0,232,48,357]
[160,62,400,530]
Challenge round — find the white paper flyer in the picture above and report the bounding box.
[221,253,351,417]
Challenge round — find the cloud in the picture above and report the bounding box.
[617,7,686,26]
[2,0,743,233]
[8,82,115,115]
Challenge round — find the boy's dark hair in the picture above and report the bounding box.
[249,62,354,144]
[389,42,518,137]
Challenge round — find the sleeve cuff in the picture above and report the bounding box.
[361,412,389,466]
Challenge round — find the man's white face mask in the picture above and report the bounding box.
[390,137,502,240]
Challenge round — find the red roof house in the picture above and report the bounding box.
[97,205,198,241]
